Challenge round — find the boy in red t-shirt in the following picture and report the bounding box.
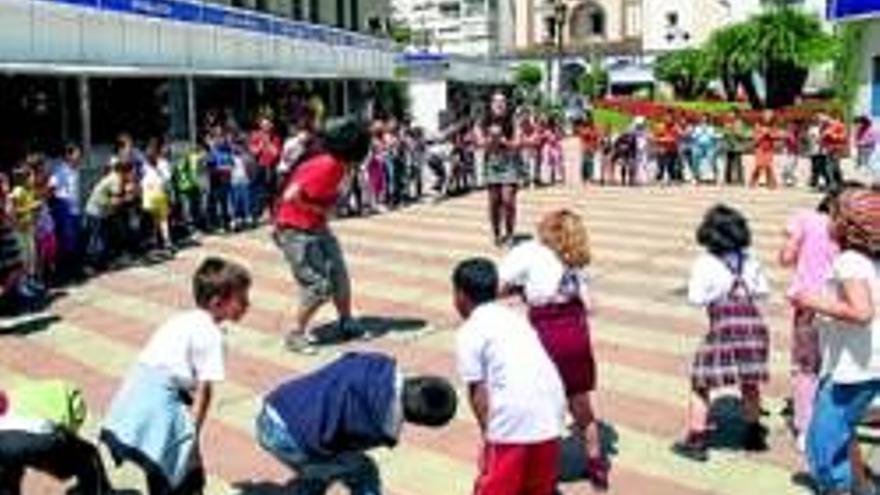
[274,119,371,354]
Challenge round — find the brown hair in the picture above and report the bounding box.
[831,188,880,258]
[192,257,252,309]
[537,209,591,268]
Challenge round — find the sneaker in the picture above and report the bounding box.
[284,333,319,355]
[742,422,769,452]
[586,457,609,491]
[672,432,709,462]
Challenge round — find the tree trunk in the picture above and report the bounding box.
[720,68,738,102]
[737,72,764,109]
[765,63,808,109]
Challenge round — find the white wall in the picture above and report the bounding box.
[0,0,397,79]
[857,20,880,117]
[408,79,448,134]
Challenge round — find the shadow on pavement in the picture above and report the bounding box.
[558,421,619,483]
[311,315,428,346]
[0,313,61,336]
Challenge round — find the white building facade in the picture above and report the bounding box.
[830,1,880,118]
[391,0,500,56]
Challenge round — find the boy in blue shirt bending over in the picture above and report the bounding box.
[255,351,457,494]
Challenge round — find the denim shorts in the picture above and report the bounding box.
[274,228,350,308]
[255,404,308,468]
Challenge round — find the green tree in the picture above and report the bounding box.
[706,6,837,109]
[654,48,715,100]
[389,23,414,45]
[515,63,544,90]
[833,23,865,120]
[578,58,609,100]
[706,23,760,105]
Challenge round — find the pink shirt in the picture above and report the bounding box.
[786,210,839,297]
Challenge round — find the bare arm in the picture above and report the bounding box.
[778,230,799,268]
[191,381,213,433]
[793,279,875,326]
[468,382,489,434]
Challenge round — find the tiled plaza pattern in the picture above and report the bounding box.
[8,150,831,494]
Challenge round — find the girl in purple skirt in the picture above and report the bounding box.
[499,209,607,490]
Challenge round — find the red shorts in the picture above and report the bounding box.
[473,439,560,495]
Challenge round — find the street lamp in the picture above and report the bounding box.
[554,2,568,101]
[542,1,569,101]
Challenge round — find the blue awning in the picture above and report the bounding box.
[829,0,880,21]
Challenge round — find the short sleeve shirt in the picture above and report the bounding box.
[820,250,880,383]
[456,302,565,444]
[85,173,122,218]
[785,210,838,297]
[275,154,346,231]
[499,240,586,305]
[138,309,226,392]
[687,252,770,306]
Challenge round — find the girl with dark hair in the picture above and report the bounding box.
[476,92,521,247]
[673,204,771,461]
[274,119,372,354]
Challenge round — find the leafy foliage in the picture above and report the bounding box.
[654,49,715,100]
[578,58,609,100]
[514,63,545,90]
[705,6,838,108]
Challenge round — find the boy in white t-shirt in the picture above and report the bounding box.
[452,257,566,495]
[792,188,880,495]
[101,257,251,494]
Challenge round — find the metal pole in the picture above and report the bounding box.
[186,75,197,145]
[77,75,92,168]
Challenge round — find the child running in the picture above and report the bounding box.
[100,257,251,494]
[499,209,608,489]
[453,257,566,495]
[792,188,880,495]
[673,204,771,461]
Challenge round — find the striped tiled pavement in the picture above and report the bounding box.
[8,149,828,494]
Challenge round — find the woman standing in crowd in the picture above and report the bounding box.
[477,91,522,247]
[855,116,878,174]
[674,204,771,461]
[499,209,609,489]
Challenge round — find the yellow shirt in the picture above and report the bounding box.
[10,186,41,231]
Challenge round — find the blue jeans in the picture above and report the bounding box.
[230,182,251,223]
[255,405,382,495]
[807,378,880,492]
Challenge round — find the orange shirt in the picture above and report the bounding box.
[578,125,602,153]
[653,123,679,154]
[754,125,776,154]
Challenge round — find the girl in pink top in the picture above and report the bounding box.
[779,189,841,450]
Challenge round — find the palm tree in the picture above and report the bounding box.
[707,6,837,109]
